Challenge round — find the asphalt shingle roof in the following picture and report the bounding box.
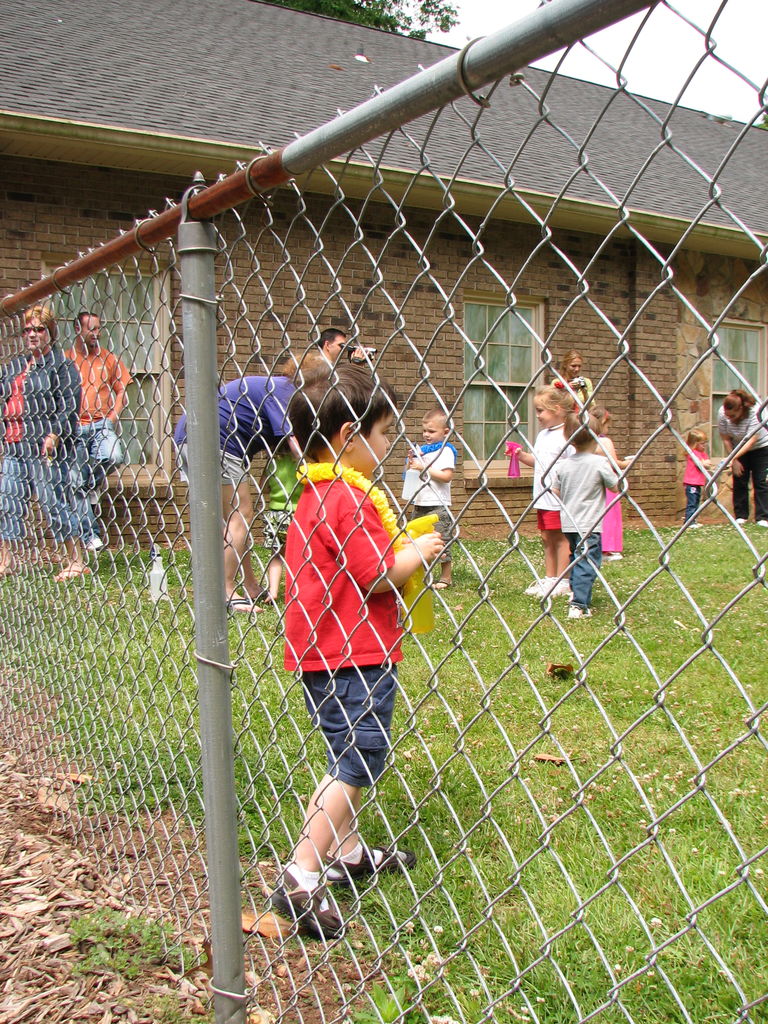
[1,0,766,236]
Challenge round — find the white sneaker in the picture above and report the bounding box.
[550,580,572,598]
[603,552,623,560]
[757,520,768,528]
[687,523,702,530]
[85,536,104,552]
[568,606,592,619]
[736,518,747,525]
[524,578,551,596]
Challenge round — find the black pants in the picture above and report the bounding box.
[732,446,768,522]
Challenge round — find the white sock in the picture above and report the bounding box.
[284,863,329,911]
[285,862,320,891]
[338,843,364,865]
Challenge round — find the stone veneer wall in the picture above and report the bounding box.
[673,251,768,521]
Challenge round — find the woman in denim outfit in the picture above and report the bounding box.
[0,305,89,580]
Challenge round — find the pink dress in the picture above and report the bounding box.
[602,490,623,553]
[600,435,623,553]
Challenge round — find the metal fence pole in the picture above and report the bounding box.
[178,188,246,1024]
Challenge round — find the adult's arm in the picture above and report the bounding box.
[46,356,81,453]
[108,356,132,422]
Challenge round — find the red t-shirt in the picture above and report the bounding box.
[4,369,28,443]
[284,477,402,671]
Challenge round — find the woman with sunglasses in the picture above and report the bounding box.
[0,305,89,579]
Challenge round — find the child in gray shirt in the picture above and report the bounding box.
[552,412,620,619]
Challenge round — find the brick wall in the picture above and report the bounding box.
[3,156,761,543]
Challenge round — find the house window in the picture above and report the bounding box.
[51,268,172,472]
[463,300,541,465]
[711,322,766,455]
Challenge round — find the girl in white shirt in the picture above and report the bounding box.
[517,385,575,598]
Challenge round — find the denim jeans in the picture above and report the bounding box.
[565,531,603,611]
[0,452,80,544]
[684,484,702,522]
[73,420,124,542]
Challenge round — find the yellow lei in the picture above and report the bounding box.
[300,462,405,552]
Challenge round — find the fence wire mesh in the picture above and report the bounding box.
[1,2,767,1023]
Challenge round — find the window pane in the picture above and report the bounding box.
[463,385,485,424]
[484,388,509,424]
[711,324,764,457]
[487,343,510,380]
[485,421,505,457]
[465,303,488,343]
[463,421,483,458]
[463,301,537,460]
[488,309,511,345]
[120,376,159,465]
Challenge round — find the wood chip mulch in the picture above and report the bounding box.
[0,748,216,1024]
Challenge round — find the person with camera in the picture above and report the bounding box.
[557,350,593,406]
[317,328,376,367]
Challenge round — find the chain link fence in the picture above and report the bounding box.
[1,1,766,1022]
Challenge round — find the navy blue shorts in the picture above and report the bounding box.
[302,664,398,787]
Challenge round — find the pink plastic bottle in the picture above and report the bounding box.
[505,441,521,478]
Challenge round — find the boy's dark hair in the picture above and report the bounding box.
[564,411,601,450]
[318,327,347,350]
[289,364,397,460]
[74,310,98,329]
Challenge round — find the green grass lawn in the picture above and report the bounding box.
[4,522,767,1023]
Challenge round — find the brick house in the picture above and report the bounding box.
[1,0,767,539]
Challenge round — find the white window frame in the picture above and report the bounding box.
[463,294,543,471]
[710,320,766,456]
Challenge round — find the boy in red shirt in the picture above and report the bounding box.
[272,364,443,940]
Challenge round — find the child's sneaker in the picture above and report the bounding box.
[550,580,571,598]
[603,552,623,560]
[270,868,344,941]
[568,606,592,619]
[524,578,551,596]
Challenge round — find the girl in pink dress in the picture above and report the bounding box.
[593,408,629,560]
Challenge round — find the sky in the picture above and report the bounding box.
[427,0,767,124]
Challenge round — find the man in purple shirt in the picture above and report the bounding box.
[174,371,300,612]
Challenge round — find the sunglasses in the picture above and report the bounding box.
[23,325,48,335]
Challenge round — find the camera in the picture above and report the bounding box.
[348,345,377,364]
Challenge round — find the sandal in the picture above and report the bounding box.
[325,845,416,886]
[270,871,344,941]
[226,595,261,615]
[433,581,451,590]
[54,566,92,582]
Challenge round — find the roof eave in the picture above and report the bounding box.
[2,112,764,261]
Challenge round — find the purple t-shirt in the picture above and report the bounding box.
[173,375,294,459]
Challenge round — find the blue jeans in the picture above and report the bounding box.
[684,484,702,522]
[0,452,80,544]
[565,532,603,611]
[73,420,124,542]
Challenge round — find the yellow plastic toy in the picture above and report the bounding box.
[401,513,439,634]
